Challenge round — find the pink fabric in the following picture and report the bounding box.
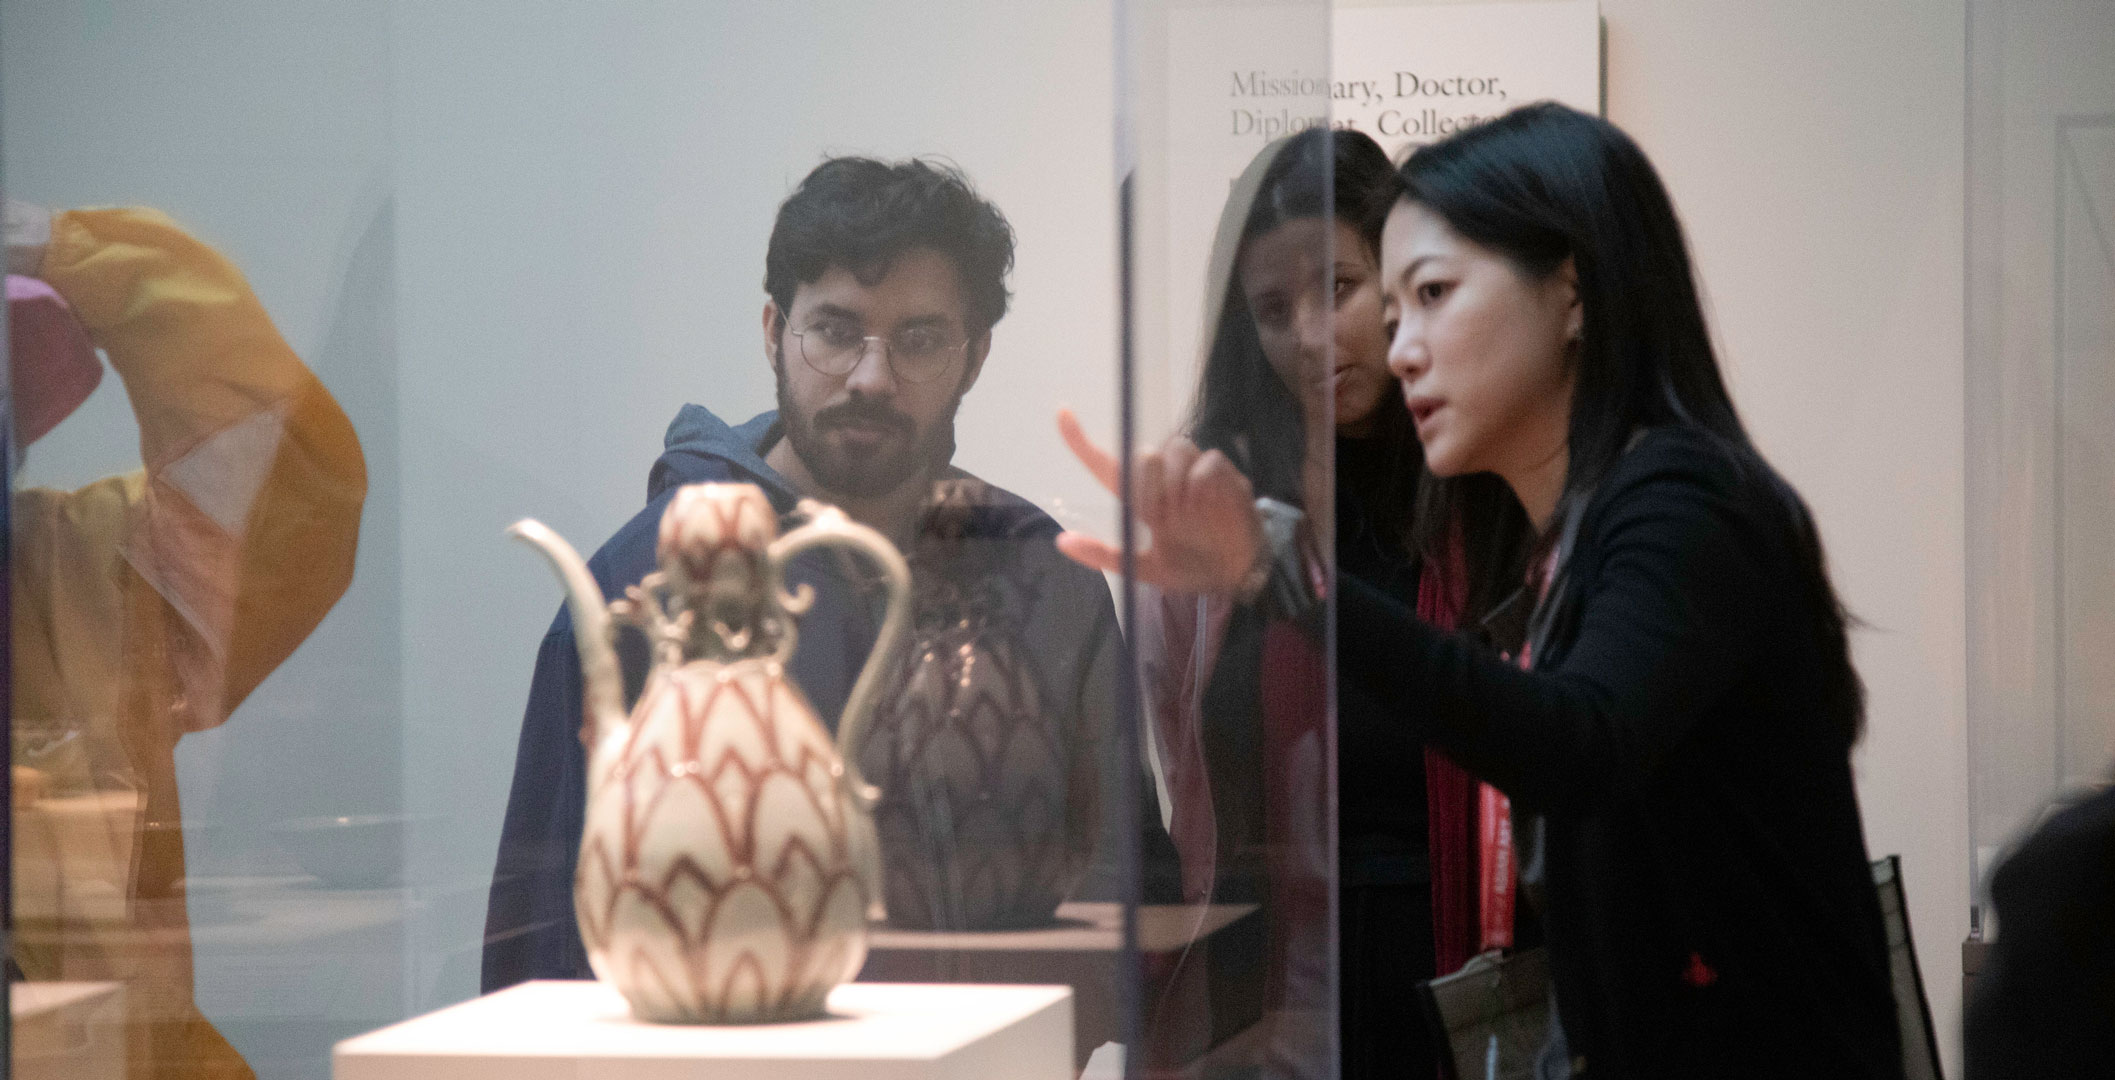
[9,274,101,445]
[1259,617,1330,1009]
[1138,553,1334,1070]
[1142,589,1234,904]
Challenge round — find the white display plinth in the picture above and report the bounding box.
[333,981,1073,1080]
[862,900,1262,1067]
[12,981,125,1080]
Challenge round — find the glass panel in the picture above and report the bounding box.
[7,4,1160,1078]
[1116,1,1338,1075]
[2056,117,2115,788]
[4,7,401,1077]
[1964,0,2115,917]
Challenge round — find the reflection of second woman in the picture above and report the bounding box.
[1063,128,1471,1078]
[1201,129,1535,1080]
[1229,129,1453,1079]
[1206,129,1439,1076]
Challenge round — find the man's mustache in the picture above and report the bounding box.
[815,401,913,435]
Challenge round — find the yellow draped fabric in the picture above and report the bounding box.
[11,208,367,1080]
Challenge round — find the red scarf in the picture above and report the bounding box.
[1417,536,1486,976]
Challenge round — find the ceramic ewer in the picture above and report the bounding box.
[509,482,910,1023]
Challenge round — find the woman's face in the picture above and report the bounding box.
[1239,217,1395,437]
[1379,199,1579,479]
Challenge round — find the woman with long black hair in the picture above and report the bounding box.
[1062,103,1903,1078]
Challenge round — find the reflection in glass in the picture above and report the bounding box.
[10,207,368,1079]
[867,475,1105,931]
[1092,2,1341,1072]
[1099,6,1341,1054]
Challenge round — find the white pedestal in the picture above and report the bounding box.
[333,981,1073,1080]
[861,901,1262,1068]
[11,981,126,1080]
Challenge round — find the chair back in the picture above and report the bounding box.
[1873,854,1945,1080]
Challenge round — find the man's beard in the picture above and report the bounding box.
[776,348,962,499]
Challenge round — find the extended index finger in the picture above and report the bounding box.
[1057,408,1121,495]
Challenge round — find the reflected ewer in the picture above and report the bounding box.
[510,483,910,1023]
[863,478,1092,929]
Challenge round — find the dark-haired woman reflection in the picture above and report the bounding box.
[1201,128,1448,1078]
[1067,127,1518,1078]
[1062,104,1904,1079]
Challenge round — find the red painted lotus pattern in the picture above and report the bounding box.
[866,618,1081,929]
[516,481,909,1026]
[862,478,1094,930]
[575,660,879,1023]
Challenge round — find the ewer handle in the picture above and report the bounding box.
[768,501,912,807]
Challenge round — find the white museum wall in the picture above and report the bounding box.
[1599,2,1971,1073]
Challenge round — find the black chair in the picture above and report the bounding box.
[1872,854,1945,1080]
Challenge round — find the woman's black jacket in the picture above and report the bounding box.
[1337,426,1903,1079]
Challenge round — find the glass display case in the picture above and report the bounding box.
[4,2,1337,1077]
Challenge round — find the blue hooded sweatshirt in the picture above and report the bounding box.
[480,405,1154,991]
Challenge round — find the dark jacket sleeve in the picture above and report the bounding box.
[1335,450,1773,816]
[482,496,672,992]
[1044,556,1185,905]
[481,618,597,990]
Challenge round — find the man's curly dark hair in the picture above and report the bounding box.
[764,156,1016,336]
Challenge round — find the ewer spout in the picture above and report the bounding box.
[509,519,628,749]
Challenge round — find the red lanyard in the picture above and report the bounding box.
[1477,781,1515,950]
[1480,548,1559,951]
